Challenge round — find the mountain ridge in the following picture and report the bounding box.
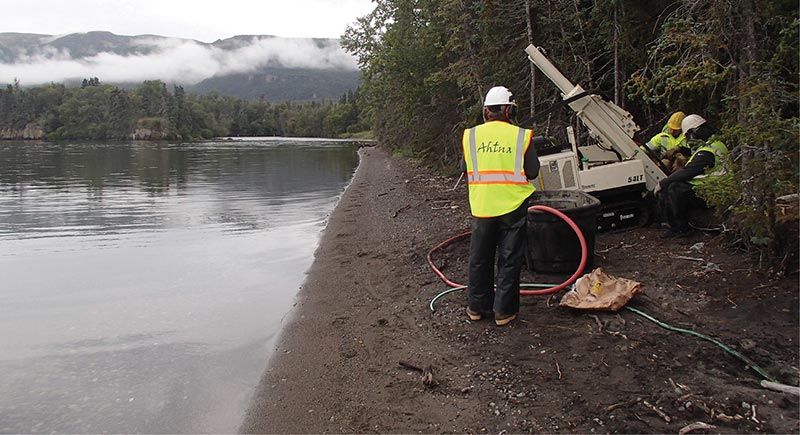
[0,31,361,102]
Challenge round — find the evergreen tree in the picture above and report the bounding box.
[342,0,798,267]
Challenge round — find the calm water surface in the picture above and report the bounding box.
[0,138,359,433]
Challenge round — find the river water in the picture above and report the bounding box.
[0,138,360,433]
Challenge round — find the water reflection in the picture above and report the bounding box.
[0,138,359,433]
[0,140,358,240]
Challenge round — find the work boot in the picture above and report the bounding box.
[494,312,517,326]
[466,307,483,321]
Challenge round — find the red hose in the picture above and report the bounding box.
[426,204,588,295]
[425,231,471,288]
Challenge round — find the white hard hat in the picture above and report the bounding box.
[681,114,706,134]
[484,86,516,107]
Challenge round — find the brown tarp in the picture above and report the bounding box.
[560,267,642,311]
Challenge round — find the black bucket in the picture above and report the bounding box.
[526,190,600,273]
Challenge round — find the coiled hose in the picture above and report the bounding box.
[426,205,777,382]
[426,204,588,297]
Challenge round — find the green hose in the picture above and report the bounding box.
[428,283,560,313]
[624,305,777,383]
[428,285,777,383]
[428,286,466,313]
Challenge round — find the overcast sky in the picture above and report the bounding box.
[1,0,375,41]
[0,0,376,85]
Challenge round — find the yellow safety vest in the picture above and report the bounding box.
[462,121,535,217]
[688,140,730,187]
[643,131,688,158]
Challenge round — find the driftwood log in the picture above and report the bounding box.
[761,380,800,396]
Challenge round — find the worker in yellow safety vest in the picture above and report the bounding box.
[461,86,540,326]
[642,111,690,174]
[657,114,730,237]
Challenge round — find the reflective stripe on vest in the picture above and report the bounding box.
[687,140,728,165]
[645,132,687,156]
[462,122,535,217]
[466,126,528,185]
[688,140,729,185]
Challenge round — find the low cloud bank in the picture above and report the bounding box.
[1,36,358,86]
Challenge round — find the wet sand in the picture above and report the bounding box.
[240,145,485,433]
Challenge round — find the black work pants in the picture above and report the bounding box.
[468,202,528,316]
[661,181,706,231]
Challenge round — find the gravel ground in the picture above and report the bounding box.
[240,145,799,434]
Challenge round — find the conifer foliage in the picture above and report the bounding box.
[0,79,369,141]
[342,0,798,269]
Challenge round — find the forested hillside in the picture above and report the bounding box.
[0,79,368,141]
[187,67,361,102]
[341,0,798,267]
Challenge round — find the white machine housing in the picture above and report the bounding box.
[533,144,647,194]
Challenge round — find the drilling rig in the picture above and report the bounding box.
[524,44,668,231]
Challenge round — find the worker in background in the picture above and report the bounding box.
[642,111,690,174]
[658,114,729,237]
[462,86,540,326]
